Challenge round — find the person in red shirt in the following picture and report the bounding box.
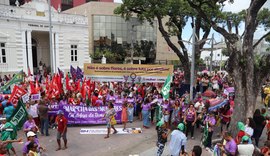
[55,110,68,151]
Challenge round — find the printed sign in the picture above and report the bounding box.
[84,64,173,83]
[48,104,122,125]
[31,94,40,101]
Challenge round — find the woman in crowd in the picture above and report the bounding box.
[220,104,232,135]
[156,120,169,156]
[27,142,38,156]
[204,112,216,150]
[171,99,181,127]
[141,98,152,129]
[103,102,117,139]
[184,103,197,139]
[162,99,170,129]
[235,122,246,144]
[23,115,38,136]
[253,109,266,146]
[237,136,254,156]
[127,96,134,123]
[121,102,128,131]
[136,94,143,121]
[245,117,255,138]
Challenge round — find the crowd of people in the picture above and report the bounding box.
[0,69,269,155]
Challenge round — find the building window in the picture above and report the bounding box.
[0,43,6,63]
[71,45,78,62]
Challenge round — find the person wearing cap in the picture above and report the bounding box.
[22,131,45,156]
[237,136,254,156]
[3,102,14,119]
[156,120,169,156]
[169,123,187,156]
[235,122,245,144]
[55,110,68,151]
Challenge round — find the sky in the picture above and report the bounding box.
[113,0,270,61]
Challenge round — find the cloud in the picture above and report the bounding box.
[223,0,250,13]
[114,0,123,3]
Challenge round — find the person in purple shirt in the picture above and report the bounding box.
[218,131,237,156]
[22,131,45,156]
[141,98,152,128]
[96,96,104,106]
[203,112,216,150]
[23,115,38,135]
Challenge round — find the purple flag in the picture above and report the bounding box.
[70,65,77,80]
[58,68,64,78]
[76,66,84,80]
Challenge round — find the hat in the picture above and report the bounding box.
[0,117,6,121]
[57,110,64,115]
[237,122,245,131]
[98,95,102,99]
[27,131,36,137]
[242,135,249,142]
[177,123,185,131]
[156,120,165,127]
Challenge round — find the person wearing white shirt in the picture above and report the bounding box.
[237,136,254,156]
[169,123,187,156]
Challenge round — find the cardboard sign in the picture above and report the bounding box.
[22,93,30,103]
[31,94,40,101]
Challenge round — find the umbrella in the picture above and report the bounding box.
[208,100,229,111]
[203,90,216,97]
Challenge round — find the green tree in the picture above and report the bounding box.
[187,0,270,133]
[114,0,218,83]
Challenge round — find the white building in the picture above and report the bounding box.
[0,0,89,75]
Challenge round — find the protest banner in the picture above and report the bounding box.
[8,85,27,105]
[8,100,28,128]
[80,128,142,135]
[1,70,24,91]
[48,104,122,125]
[84,64,173,83]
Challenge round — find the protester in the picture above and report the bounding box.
[253,109,266,146]
[220,104,231,135]
[27,142,38,156]
[245,117,255,137]
[23,115,38,135]
[217,132,237,156]
[141,98,152,128]
[169,123,187,156]
[235,122,246,144]
[121,102,128,131]
[237,136,254,156]
[156,120,169,156]
[191,145,202,156]
[184,103,197,139]
[22,131,45,156]
[38,100,49,136]
[0,138,22,156]
[55,110,68,151]
[204,112,216,150]
[103,103,117,139]
[3,102,14,119]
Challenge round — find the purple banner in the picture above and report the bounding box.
[48,104,122,125]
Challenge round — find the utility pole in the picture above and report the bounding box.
[190,23,196,101]
[130,25,135,64]
[48,0,54,73]
[210,33,214,72]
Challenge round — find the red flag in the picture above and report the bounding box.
[65,74,71,91]
[30,81,38,94]
[8,85,27,105]
[81,81,87,98]
[75,80,80,92]
[35,78,40,93]
[56,74,63,94]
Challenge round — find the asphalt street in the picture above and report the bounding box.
[12,119,211,156]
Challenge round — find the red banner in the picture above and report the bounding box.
[8,85,27,105]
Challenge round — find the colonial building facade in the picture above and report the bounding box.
[0,0,89,75]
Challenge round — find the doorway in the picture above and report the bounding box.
[32,38,38,73]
